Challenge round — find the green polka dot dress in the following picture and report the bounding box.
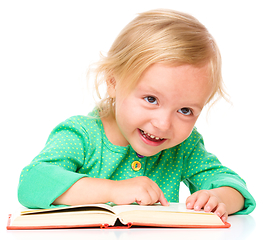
[17,111,256,214]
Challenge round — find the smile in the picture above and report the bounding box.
[138,129,167,146]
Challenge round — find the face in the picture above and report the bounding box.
[105,63,213,157]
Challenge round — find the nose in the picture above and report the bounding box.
[151,111,172,131]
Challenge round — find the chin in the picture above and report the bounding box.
[134,148,163,157]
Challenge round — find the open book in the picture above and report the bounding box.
[7,203,230,229]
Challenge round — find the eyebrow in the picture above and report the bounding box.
[138,84,161,96]
[139,84,204,111]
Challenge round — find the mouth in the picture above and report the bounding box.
[138,129,167,146]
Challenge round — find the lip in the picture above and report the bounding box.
[138,129,167,147]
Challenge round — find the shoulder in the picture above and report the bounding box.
[56,114,100,132]
[48,113,103,143]
[47,114,104,152]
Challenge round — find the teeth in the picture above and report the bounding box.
[140,129,163,140]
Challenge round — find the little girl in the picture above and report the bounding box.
[18,9,255,222]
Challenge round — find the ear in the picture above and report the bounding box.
[106,77,116,98]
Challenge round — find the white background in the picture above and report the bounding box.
[1,0,269,236]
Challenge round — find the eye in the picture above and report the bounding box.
[144,96,158,105]
[178,108,193,116]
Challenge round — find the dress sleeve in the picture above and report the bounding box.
[181,129,256,215]
[18,116,90,209]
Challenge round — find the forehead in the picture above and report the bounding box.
[136,63,213,106]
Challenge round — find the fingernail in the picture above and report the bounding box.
[195,205,200,211]
[205,206,211,212]
[186,203,191,208]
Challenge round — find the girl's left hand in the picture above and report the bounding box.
[185,189,228,222]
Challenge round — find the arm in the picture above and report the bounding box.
[181,128,256,221]
[19,116,169,208]
[18,116,91,209]
[186,187,244,222]
[53,176,169,206]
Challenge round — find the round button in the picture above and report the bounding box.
[131,161,141,171]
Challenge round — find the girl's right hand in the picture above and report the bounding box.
[110,176,169,206]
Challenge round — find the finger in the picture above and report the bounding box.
[214,203,227,221]
[158,190,170,206]
[186,192,198,209]
[146,184,168,206]
[221,212,228,223]
[134,186,154,206]
[146,179,169,206]
[204,196,219,212]
[193,191,211,211]
[135,192,152,206]
[149,181,169,206]
[137,183,161,206]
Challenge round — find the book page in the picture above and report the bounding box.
[113,203,223,227]
[111,203,212,215]
[20,203,117,215]
[19,203,211,217]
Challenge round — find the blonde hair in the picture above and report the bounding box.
[91,9,227,118]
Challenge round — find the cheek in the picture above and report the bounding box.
[116,98,142,118]
[114,99,142,130]
[175,121,197,143]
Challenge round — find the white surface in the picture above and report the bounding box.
[1,0,269,239]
